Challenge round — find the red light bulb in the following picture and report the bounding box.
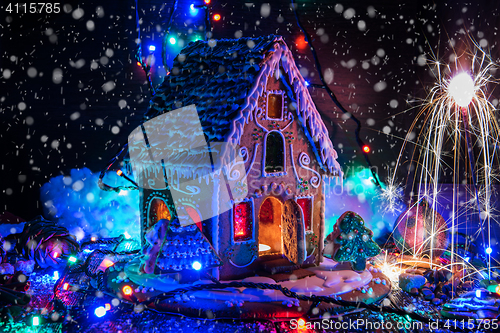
[122,285,133,296]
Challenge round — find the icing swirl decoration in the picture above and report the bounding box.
[239,146,249,163]
[279,113,294,132]
[172,184,201,195]
[225,147,250,182]
[298,152,321,188]
[226,161,245,181]
[147,178,167,190]
[254,107,269,133]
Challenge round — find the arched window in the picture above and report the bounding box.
[265,131,285,174]
[148,198,171,229]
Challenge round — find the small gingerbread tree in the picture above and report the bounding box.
[324,211,380,272]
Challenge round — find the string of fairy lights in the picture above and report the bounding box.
[289,0,381,187]
[26,234,439,328]
[26,233,498,331]
[98,0,218,192]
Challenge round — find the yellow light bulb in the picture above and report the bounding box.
[448,72,475,107]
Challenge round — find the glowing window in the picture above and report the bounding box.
[265,132,285,173]
[233,201,253,242]
[267,93,283,119]
[148,198,171,229]
[297,198,312,231]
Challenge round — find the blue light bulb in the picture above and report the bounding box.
[95,306,106,318]
[189,4,199,16]
[192,261,202,271]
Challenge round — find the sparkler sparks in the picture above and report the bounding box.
[380,181,404,213]
[387,39,500,279]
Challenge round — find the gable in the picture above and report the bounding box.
[144,35,342,179]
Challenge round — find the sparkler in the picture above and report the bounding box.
[380,180,404,214]
[386,40,500,279]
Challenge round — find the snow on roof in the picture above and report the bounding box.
[144,35,341,177]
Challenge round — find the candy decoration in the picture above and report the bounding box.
[323,211,380,272]
[15,216,80,269]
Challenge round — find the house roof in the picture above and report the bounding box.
[141,35,341,178]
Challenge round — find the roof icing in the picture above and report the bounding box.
[144,35,341,177]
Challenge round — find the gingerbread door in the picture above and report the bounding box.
[282,199,306,265]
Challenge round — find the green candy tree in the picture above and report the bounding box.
[325,211,380,272]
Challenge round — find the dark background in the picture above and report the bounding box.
[1,0,500,221]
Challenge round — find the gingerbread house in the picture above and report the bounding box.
[129,35,342,280]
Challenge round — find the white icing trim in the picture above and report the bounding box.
[295,194,314,199]
[298,152,321,188]
[228,255,257,268]
[254,108,269,133]
[289,143,300,182]
[262,130,286,177]
[322,175,342,197]
[233,38,341,177]
[230,197,255,245]
[264,171,287,177]
[145,193,171,231]
[294,195,314,232]
[279,112,294,132]
[246,143,259,177]
[239,147,249,163]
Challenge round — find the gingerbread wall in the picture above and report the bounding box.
[218,70,329,280]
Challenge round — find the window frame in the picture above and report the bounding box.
[230,197,255,244]
[265,90,286,121]
[146,194,172,230]
[262,130,287,177]
[295,195,314,233]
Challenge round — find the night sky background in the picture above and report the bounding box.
[2,0,500,228]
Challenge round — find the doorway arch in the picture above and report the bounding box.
[258,197,283,254]
[147,197,171,230]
